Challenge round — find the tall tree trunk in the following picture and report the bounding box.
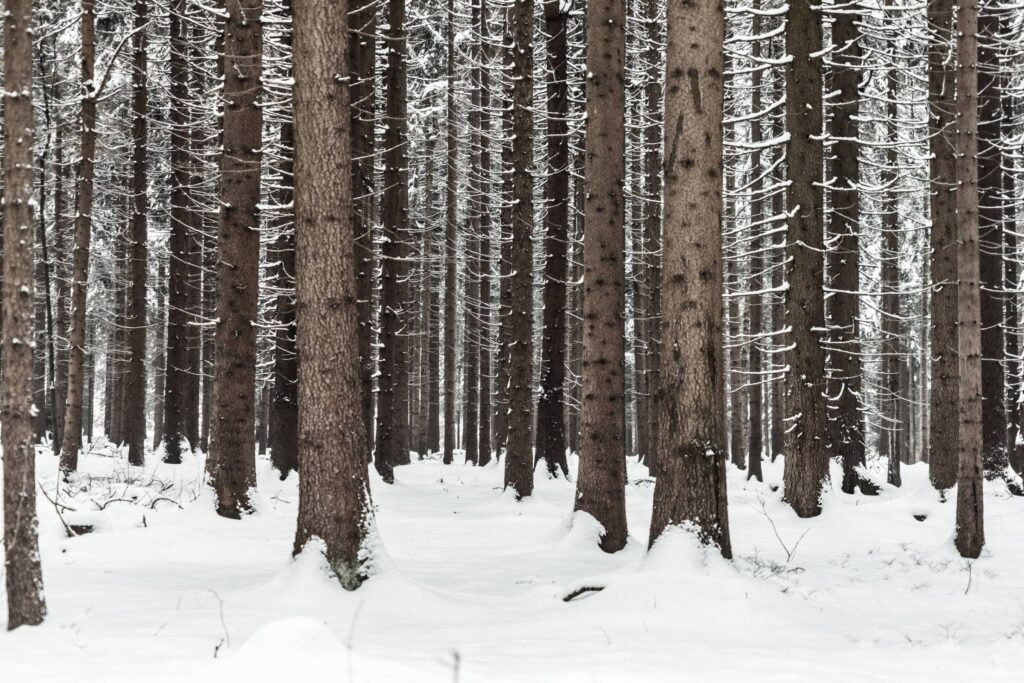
[746,5,765,483]
[59,0,98,473]
[642,0,662,474]
[351,0,376,455]
[829,2,872,495]
[162,0,191,464]
[270,0,298,477]
[927,0,958,492]
[782,0,830,517]
[208,0,263,518]
[443,0,458,466]
[3,0,47,629]
[375,0,410,481]
[978,5,1005,475]
[51,122,68,454]
[292,0,374,589]
[152,261,165,450]
[535,0,571,477]
[649,0,731,559]
[575,0,628,550]
[954,0,984,559]
[425,123,441,455]
[125,0,149,467]
[476,0,493,466]
[503,0,536,497]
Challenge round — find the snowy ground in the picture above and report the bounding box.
[2,443,1023,682]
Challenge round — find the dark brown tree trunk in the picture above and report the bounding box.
[929,0,958,491]
[351,0,376,455]
[125,0,149,467]
[534,0,570,478]
[425,124,442,455]
[51,122,69,454]
[375,0,410,481]
[649,0,731,559]
[476,0,493,466]
[746,5,765,483]
[954,0,984,559]
[642,0,662,474]
[163,0,191,464]
[208,0,263,518]
[978,8,1005,475]
[782,0,830,518]
[292,0,374,589]
[3,0,47,629]
[270,0,298,476]
[829,4,872,495]
[59,0,98,474]
[575,0,627,550]
[442,0,458,466]
[503,0,536,497]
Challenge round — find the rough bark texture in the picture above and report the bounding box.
[503,0,536,498]
[375,0,410,481]
[927,0,958,492]
[476,0,493,466]
[291,0,373,589]
[351,0,376,455]
[162,0,191,464]
[954,0,984,559]
[59,0,97,473]
[828,4,872,495]
[3,0,47,629]
[746,4,764,483]
[270,0,298,478]
[208,0,263,518]
[977,6,1005,475]
[575,0,628,551]
[51,122,69,454]
[782,0,830,517]
[151,261,165,450]
[442,0,458,466]
[648,0,731,559]
[534,0,570,478]
[125,0,148,467]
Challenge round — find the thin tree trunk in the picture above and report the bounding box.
[208,0,263,518]
[535,0,570,478]
[59,0,98,474]
[125,0,149,466]
[476,0,493,466]
[954,0,984,559]
[782,0,830,517]
[503,0,536,497]
[152,261,166,450]
[443,0,458,466]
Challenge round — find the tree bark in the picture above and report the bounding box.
[534,0,571,478]
[125,0,149,467]
[575,0,628,550]
[649,0,731,559]
[208,0,263,518]
[476,0,493,466]
[292,0,374,589]
[59,0,98,474]
[503,0,536,497]
[954,0,984,559]
[3,0,47,629]
[443,0,458,466]
[782,0,830,517]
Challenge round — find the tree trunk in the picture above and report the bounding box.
[534,0,570,478]
[503,0,536,497]
[125,0,149,467]
[162,0,191,464]
[649,0,731,559]
[152,261,165,450]
[575,0,628,550]
[3,0,47,629]
[59,0,98,474]
[292,0,374,589]
[782,0,830,518]
[476,0,493,466]
[375,0,410,480]
[443,0,458,466]
[954,0,984,559]
[208,0,263,518]
[351,0,376,455]
[929,0,958,493]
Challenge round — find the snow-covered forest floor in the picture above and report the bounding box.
[2,446,1023,681]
